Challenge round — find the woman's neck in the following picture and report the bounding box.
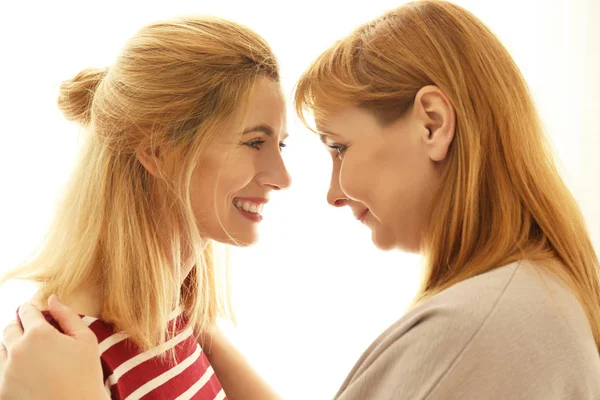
[28,244,201,318]
[30,283,104,318]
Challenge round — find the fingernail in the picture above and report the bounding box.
[48,294,63,306]
[18,302,34,315]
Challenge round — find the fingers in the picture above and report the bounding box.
[0,341,6,364]
[17,303,45,332]
[1,321,23,351]
[47,295,88,337]
[0,343,5,375]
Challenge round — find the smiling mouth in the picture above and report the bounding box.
[233,199,264,214]
[233,199,266,223]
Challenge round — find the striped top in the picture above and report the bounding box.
[25,307,227,400]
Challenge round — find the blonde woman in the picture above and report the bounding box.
[2,1,600,399]
[0,15,289,400]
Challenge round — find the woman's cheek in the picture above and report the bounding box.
[339,159,365,200]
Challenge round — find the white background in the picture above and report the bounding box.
[0,0,598,398]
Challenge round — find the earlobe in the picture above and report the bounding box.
[136,147,162,178]
[414,86,456,162]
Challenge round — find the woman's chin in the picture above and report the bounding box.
[227,231,259,247]
[371,232,396,251]
[209,226,259,247]
[370,225,397,251]
[371,228,420,253]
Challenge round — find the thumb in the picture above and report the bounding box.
[47,294,90,338]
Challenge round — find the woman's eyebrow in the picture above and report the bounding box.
[318,131,340,143]
[242,124,288,140]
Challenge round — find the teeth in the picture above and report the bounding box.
[234,200,263,214]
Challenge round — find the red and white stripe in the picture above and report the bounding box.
[38,308,225,400]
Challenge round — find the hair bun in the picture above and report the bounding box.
[57,67,107,125]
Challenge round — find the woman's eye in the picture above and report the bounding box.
[245,139,265,149]
[327,143,347,159]
[278,142,287,151]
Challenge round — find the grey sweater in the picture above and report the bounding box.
[335,261,600,399]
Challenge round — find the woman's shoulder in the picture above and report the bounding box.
[389,259,596,360]
[340,263,522,381]
[364,261,527,355]
[427,259,593,339]
[336,260,600,399]
[422,259,600,398]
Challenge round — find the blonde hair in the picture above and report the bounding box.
[2,16,279,351]
[295,0,600,351]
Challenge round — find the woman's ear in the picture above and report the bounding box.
[413,85,456,162]
[136,147,163,178]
